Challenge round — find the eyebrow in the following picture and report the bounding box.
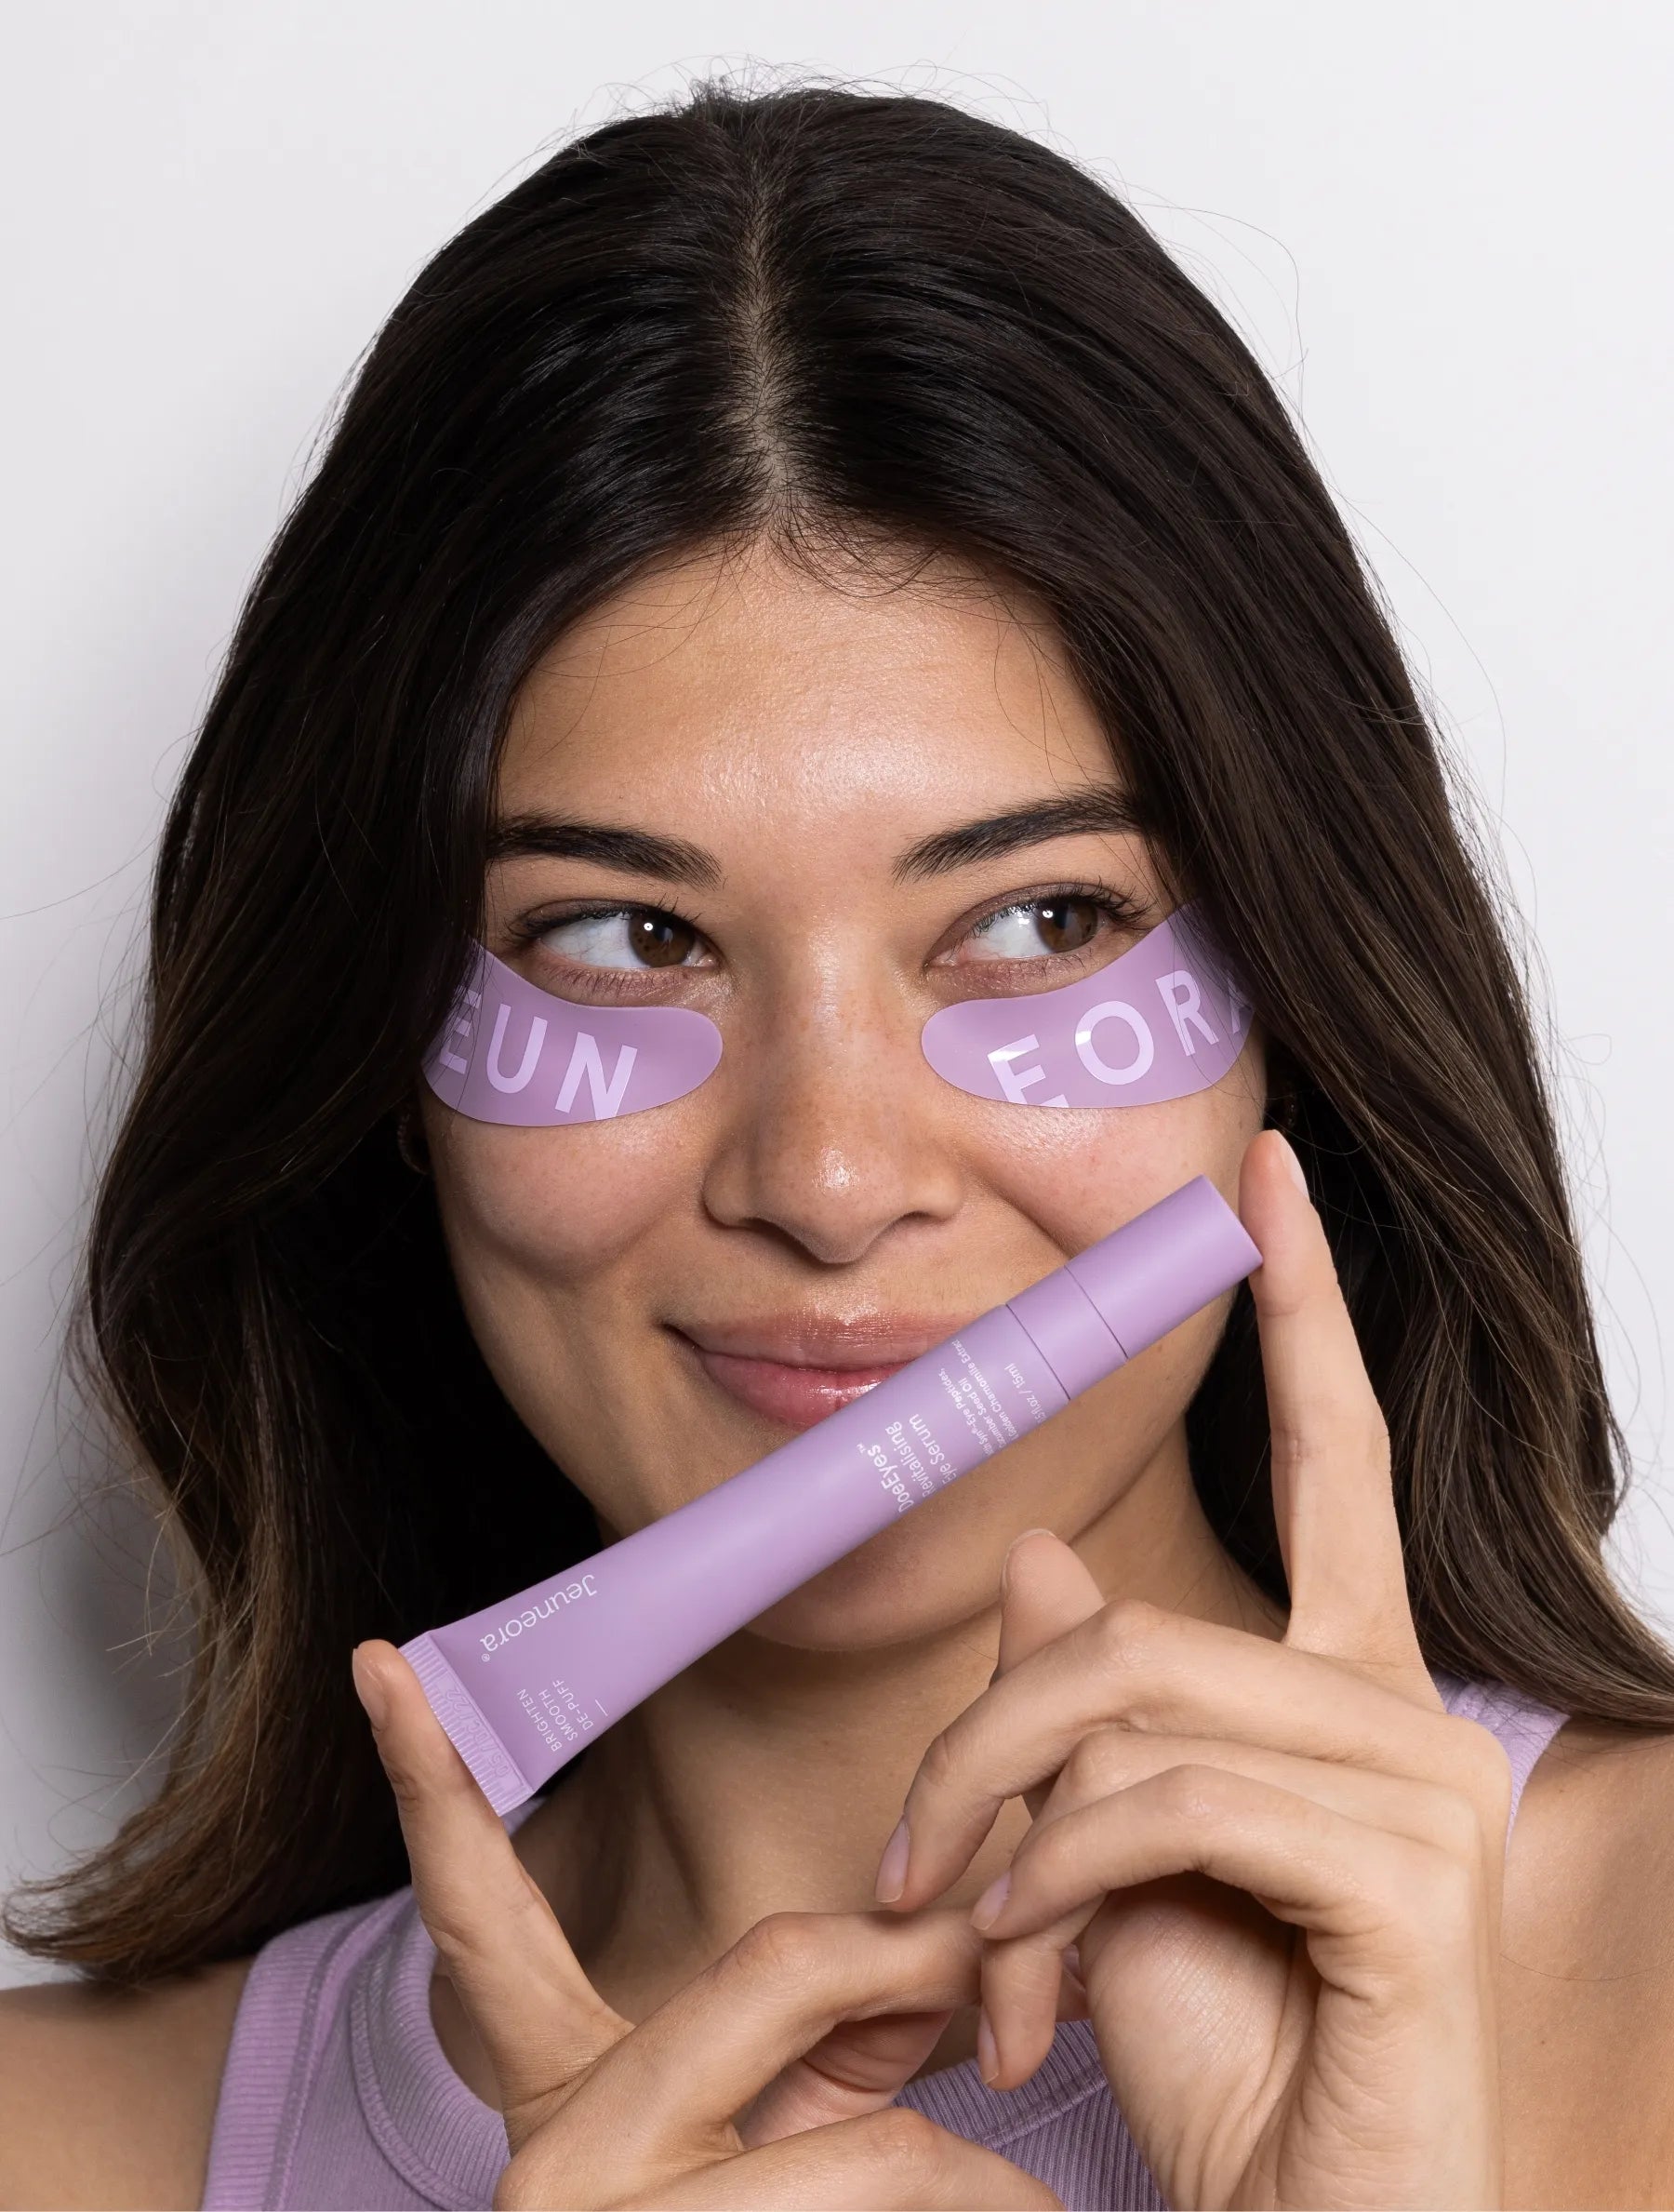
[892,786,1145,881]
[485,815,723,887]
[485,784,1145,891]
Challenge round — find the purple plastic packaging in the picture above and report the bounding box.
[400,1175,1261,1813]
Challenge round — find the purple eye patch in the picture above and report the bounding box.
[421,942,723,1125]
[422,903,1250,1126]
[920,902,1251,1108]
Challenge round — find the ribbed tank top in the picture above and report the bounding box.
[202,1670,1567,2211]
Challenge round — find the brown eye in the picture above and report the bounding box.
[534,906,702,971]
[628,910,698,967]
[1031,897,1100,954]
[959,893,1112,966]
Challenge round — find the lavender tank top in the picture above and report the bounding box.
[202,1671,1567,2211]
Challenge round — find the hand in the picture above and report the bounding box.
[351,1640,1072,2209]
[873,1129,1513,2210]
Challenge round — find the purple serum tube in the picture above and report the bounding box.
[401,1175,1261,1814]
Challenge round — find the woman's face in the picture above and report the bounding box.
[421,538,1268,1646]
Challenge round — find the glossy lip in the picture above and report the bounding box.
[673,1313,967,1366]
[667,1312,971,1434]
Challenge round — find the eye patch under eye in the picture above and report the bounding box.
[920,901,1252,1107]
[421,902,1251,1126]
[421,942,724,1125]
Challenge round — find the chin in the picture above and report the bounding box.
[740,1520,995,1652]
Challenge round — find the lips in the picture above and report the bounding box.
[670,1314,961,1434]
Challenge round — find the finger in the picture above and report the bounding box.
[351,1640,627,2140]
[636,2108,1064,2208]
[736,2008,958,2144]
[994,1527,1106,1821]
[553,1907,993,2179]
[972,1717,1512,2091]
[932,1531,1103,2092]
[881,1600,1462,1910]
[874,1528,1098,1908]
[727,1953,1084,2144]
[970,1765,1483,1997]
[996,1528,1105,1677]
[976,1914,1098,2091]
[971,1718,1494,2093]
[1239,1129,1432,1687]
[1031,1726,1508,1866]
[967,1719,1504,2081]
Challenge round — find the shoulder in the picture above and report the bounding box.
[1516,1711,1674,1883]
[1500,1715,1674,2206]
[1505,1712,1674,1965]
[0,1953,255,2210]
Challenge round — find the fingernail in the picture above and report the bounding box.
[970,1869,1011,1931]
[351,1644,389,1730]
[1272,1129,1309,1194]
[874,1816,910,1903]
[977,2005,1000,2086]
[1002,1526,1055,1595]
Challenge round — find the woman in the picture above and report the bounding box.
[4,77,1672,2211]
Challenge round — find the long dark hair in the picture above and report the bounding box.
[9,77,1669,1987]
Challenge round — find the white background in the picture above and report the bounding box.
[3,3,1670,1986]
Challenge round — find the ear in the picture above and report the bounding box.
[396,1096,432,1176]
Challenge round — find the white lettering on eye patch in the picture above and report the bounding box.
[1073,1002,1155,1086]
[555,1034,639,1119]
[436,987,482,1075]
[988,1035,1070,1109]
[1155,968,1219,1056]
[486,999,548,1093]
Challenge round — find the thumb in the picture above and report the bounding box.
[994,1530,1106,1820]
[351,1639,630,2132]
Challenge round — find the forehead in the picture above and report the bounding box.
[496,539,1123,830]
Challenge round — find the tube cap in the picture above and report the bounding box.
[1068,1176,1261,1360]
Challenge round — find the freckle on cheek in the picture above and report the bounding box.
[444,1128,685,1274]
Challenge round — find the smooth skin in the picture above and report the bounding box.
[5,538,1674,2208]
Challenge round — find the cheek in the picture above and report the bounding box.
[963,1033,1269,1250]
[421,1099,702,1287]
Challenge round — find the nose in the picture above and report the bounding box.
[699,969,964,1268]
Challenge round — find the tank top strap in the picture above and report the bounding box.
[1428,1666,1570,1831]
